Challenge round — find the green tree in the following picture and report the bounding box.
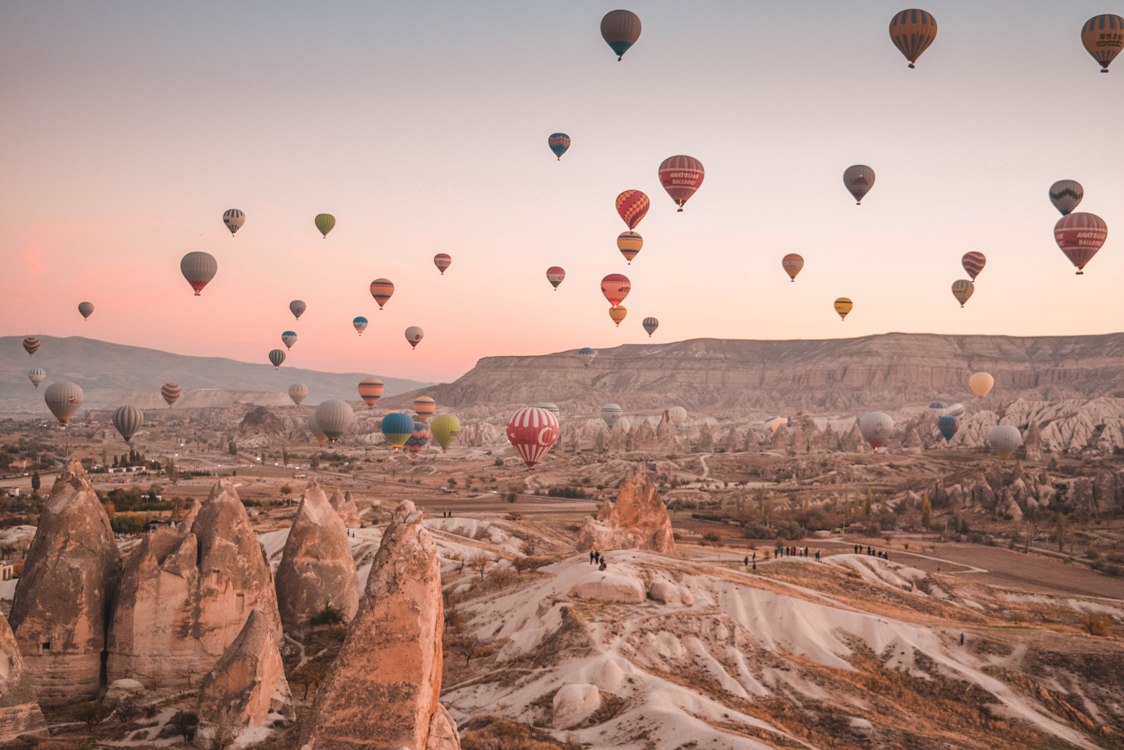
[282,447,289,466]
[30,471,41,493]
[920,495,932,528]
[863,490,873,519]
[228,441,237,456]
[310,452,321,470]
[165,457,178,484]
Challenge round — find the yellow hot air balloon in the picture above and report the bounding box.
[833,297,853,321]
[609,306,628,327]
[430,414,461,451]
[617,232,643,263]
[951,279,974,307]
[968,372,994,399]
[314,213,336,238]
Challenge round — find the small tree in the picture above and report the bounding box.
[920,495,932,528]
[282,446,289,466]
[468,553,491,581]
[228,441,237,456]
[30,471,41,495]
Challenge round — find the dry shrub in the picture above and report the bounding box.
[460,715,576,750]
[1081,612,1112,637]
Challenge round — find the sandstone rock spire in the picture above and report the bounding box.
[575,470,676,554]
[0,614,47,741]
[329,488,361,528]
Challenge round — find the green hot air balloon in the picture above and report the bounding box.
[315,213,336,238]
[430,414,462,451]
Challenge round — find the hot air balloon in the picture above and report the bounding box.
[834,297,853,321]
[353,316,368,336]
[358,377,384,409]
[609,306,628,327]
[600,9,641,61]
[615,190,649,230]
[181,251,218,296]
[290,300,307,320]
[668,406,687,424]
[859,411,894,451]
[951,279,974,307]
[44,381,83,425]
[534,402,560,417]
[968,372,994,399]
[112,405,144,443]
[506,406,560,468]
[642,317,659,337]
[78,301,94,320]
[288,383,308,406]
[929,401,946,411]
[307,412,327,444]
[601,403,622,429]
[617,232,643,263]
[546,266,566,290]
[27,368,46,389]
[1048,180,1083,216]
[782,253,804,282]
[223,209,245,236]
[1082,14,1124,72]
[413,396,437,422]
[406,421,431,455]
[315,213,335,238]
[889,9,937,68]
[433,253,452,275]
[381,412,414,449]
[765,416,789,433]
[944,403,966,417]
[938,415,958,441]
[548,132,571,160]
[961,251,986,281]
[1054,213,1107,274]
[600,273,630,307]
[22,337,39,356]
[843,165,875,205]
[578,347,597,367]
[315,400,354,443]
[281,330,298,349]
[369,279,395,309]
[658,155,705,212]
[405,326,424,349]
[268,349,286,369]
[987,425,1023,459]
[431,414,461,450]
[161,383,181,407]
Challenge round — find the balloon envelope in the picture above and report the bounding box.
[289,300,306,320]
[405,421,431,455]
[413,396,436,422]
[615,190,649,230]
[834,297,853,320]
[281,330,298,349]
[609,306,628,326]
[22,337,39,356]
[506,406,560,468]
[112,405,144,443]
[859,411,894,451]
[353,317,368,335]
[1054,213,1107,274]
[1082,14,1124,71]
[44,381,83,425]
[315,213,336,238]
[988,425,1023,459]
[617,232,643,263]
[668,406,687,424]
[969,372,994,399]
[357,377,385,408]
[658,155,705,211]
[944,403,966,417]
[843,165,875,204]
[161,383,182,407]
[548,132,571,160]
[600,9,642,60]
[600,274,631,307]
[28,368,46,389]
[951,279,974,307]
[642,316,659,337]
[268,349,286,369]
[288,383,308,406]
[223,208,245,235]
[78,301,94,320]
[578,347,596,366]
[961,251,986,281]
[369,279,394,309]
[765,416,788,433]
[307,413,327,444]
[782,253,804,282]
[381,412,414,449]
[433,253,452,275]
[889,9,938,68]
[181,251,218,296]
[601,403,622,429]
[546,266,566,289]
[1048,180,1083,216]
[405,326,424,349]
[430,414,461,450]
[938,415,958,441]
[315,400,354,442]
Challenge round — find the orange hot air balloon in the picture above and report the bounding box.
[546,266,565,290]
[609,306,628,327]
[961,251,986,281]
[357,377,385,409]
[782,253,804,282]
[889,9,938,68]
[968,371,994,399]
[617,232,643,263]
[600,274,631,307]
[1054,213,1107,274]
[1082,14,1124,72]
[657,155,704,212]
[833,297,853,321]
[369,278,395,309]
[615,190,649,230]
[412,396,436,422]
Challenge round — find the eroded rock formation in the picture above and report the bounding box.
[0,614,47,741]
[575,472,676,554]
[330,489,362,528]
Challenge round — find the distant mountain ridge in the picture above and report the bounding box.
[0,336,430,415]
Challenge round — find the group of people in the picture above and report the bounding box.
[589,549,608,571]
[852,544,890,561]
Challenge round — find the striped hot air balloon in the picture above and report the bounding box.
[546,266,566,290]
[843,165,875,205]
[1048,180,1083,216]
[369,278,394,309]
[413,396,436,422]
[112,406,144,443]
[834,297,853,321]
[668,406,687,424]
[600,274,630,307]
[889,9,937,68]
[28,368,46,389]
[506,406,560,468]
[315,400,354,443]
[44,381,83,425]
[609,306,628,327]
[615,190,649,230]
[601,403,622,429]
[782,253,804,282]
[180,251,218,296]
[315,213,336,238]
[548,132,571,160]
[951,279,974,307]
[1082,14,1124,72]
[600,9,641,61]
[23,337,40,356]
[1054,212,1107,274]
[268,349,286,369]
[358,377,385,409]
[381,412,414,449]
[961,251,986,280]
[288,383,308,406]
[642,317,659,337]
[160,383,181,407]
[433,253,452,275]
[405,421,430,455]
[658,155,704,212]
[617,232,643,263]
[223,208,245,236]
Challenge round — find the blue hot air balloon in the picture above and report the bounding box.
[381,412,415,449]
[938,415,958,441]
[353,316,368,336]
[548,133,571,160]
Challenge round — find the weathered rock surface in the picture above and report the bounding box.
[275,483,359,638]
[196,609,293,749]
[576,473,676,554]
[0,614,47,741]
[552,683,601,729]
[108,481,281,690]
[9,461,121,705]
[329,488,361,528]
[300,500,459,750]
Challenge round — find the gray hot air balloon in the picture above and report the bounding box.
[78,301,94,320]
[44,381,84,425]
[987,425,1023,460]
[223,208,245,235]
[268,349,286,369]
[181,251,218,296]
[112,405,144,443]
[27,368,46,389]
[404,326,424,349]
[315,400,354,443]
[288,383,308,405]
[859,411,894,451]
[1048,180,1083,216]
[290,300,306,320]
[601,403,622,429]
[843,165,876,205]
